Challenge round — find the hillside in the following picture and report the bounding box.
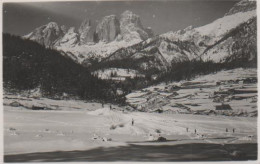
[3,34,119,102]
[99,0,256,77]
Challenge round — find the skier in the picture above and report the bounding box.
[132,118,134,126]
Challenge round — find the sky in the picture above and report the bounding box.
[3,0,239,36]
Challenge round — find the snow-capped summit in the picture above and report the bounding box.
[159,1,256,63]
[24,22,63,48]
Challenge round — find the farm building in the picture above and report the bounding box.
[215,104,232,110]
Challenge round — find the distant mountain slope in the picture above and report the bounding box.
[23,0,257,79]
[99,0,256,75]
[225,0,256,16]
[3,34,115,101]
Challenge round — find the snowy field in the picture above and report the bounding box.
[4,104,257,161]
[3,68,258,162]
[4,100,257,159]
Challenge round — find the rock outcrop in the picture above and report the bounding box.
[24,22,62,48]
[60,25,67,34]
[120,10,152,41]
[55,27,79,47]
[96,15,120,42]
[24,10,154,49]
[78,19,95,44]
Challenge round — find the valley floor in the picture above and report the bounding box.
[4,101,257,162]
[3,68,258,162]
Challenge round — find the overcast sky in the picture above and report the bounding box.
[3,0,238,36]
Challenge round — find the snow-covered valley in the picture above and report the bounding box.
[3,0,258,162]
[4,100,257,155]
[4,68,257,161]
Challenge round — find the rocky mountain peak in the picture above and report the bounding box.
[78,19,95,44]
[42,22,61,36]
[24,21,62,48]
[67,27,76,33]
[45,22,59,29]
[120,10,153,41]
[120,10,143,28]
[96,15,120,42]
[78,19,91,33]
[60,25,67,34]
[54,26,79,47]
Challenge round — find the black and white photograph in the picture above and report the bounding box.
[2,0,258,162]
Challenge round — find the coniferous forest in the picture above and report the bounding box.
[3,33,120,102]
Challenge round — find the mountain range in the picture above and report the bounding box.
[24,0,256,79]
[24,10,153,63]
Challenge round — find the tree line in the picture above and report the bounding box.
[3,33,125,103]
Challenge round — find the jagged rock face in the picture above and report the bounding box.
[24,22,62,48]
[78,19,95,44]
[96,15,120,42]
[120,10,143,28]
[54,27,79,47]
[120,10,152,41]
[225,0,256,16]
[24,10,153,55]
[60,25,67,34]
